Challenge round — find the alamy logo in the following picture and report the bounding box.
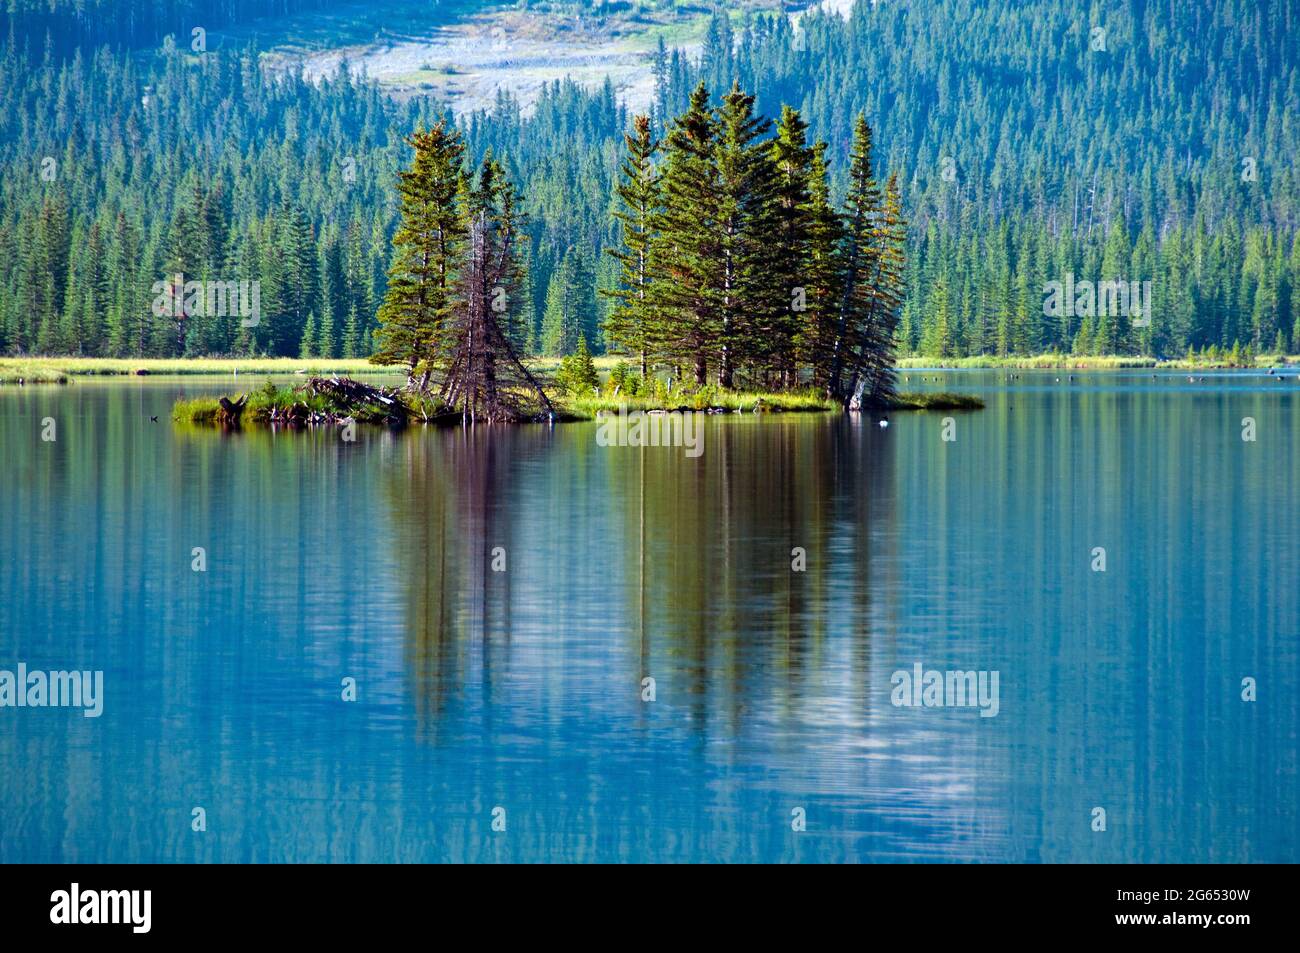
[890,663,1000,717]
[0,663,103,717]
[1043,273,1151,327]
[151,273,261,327]
[596,405,703,458]
[50,884,151,933]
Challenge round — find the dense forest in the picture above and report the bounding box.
[2,0,358,56]
[1,0,1297,362]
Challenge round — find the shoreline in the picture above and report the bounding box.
[5,352,1298,387]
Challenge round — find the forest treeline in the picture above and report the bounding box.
[1,0,1297,362]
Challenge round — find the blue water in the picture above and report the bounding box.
[1,371,1296,862]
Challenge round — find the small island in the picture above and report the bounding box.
[174,87,982,429]
[172,373,983,429]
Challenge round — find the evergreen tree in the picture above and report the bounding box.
[801,142,843,376]
[765,105,815,386]
[371,122,467,388]
[827,119,905,407]
[299,311,318,358]
[541,244,597,357]
[826,115,881,400]
[713,84,774,387]
[847,173,907,407]
[554,333,600,396]
[1096,222,1133,354]
[919,274,954,358]
[650,82,723,386]
[603,114,661,378]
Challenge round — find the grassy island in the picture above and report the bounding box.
[171,376,983,427]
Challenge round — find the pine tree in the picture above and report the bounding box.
[919,274,954,357]
[282,206,319,355]
[713,83,775,387]
[765,105,816,386]
[555,333,600,395]
[1096,221,1132,353]
[299,311,318,358]
[1130,224,1157,355]
[651,37,670,134]
[1009,228,1038,355]
[651,82,723,387]
[516,242,539,354]
[1289,234,1300,352]
[801,140,843,389]
[345,219,372,356]
[828,119,905,408]
[371,121,467,388]
[541,244,597,356]
[342,302,361,358]
[849,173,907,408]
[320,234,347,358]
[603,114,661,378]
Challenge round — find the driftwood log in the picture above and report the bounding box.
[268,401,310,426]
[208,377,417,430]
[303,376,409,425]
[216,394,248,426]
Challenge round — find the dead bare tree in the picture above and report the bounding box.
[440,165,554,423]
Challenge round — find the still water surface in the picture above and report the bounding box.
[1,371,1296,862]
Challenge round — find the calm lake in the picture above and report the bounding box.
[1,371,1296,862]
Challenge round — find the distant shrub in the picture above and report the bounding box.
[606,360,642,396]
[553,336,600,396]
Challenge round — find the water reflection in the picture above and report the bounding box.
[0,375,1295,861]
[391,416,900,717]
[390,426,531,739]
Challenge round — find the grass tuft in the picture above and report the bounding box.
[556,388,984,418]
[887,392,986,410]
[557,388,836,419]
[0,361,72,384]
[171,396,222,423]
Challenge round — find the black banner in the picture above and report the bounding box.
[0,863,1280,940]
